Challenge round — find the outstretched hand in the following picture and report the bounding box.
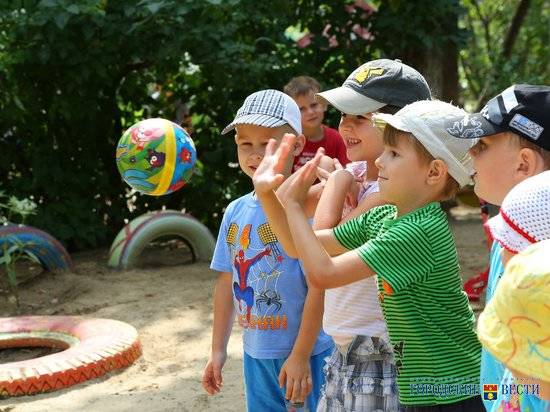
[284,147,325,207]
[253,133,297,194]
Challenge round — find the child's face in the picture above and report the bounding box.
[234,124,303,179]
[339,113,384,163]
[469,133,524,205]
[294,91,325,132]
[374,135,431,208]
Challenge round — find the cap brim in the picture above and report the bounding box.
[316,87,385,115]
[221,114,288,135]
[374,113,412,133]
[486,215,511,252]
[445,113,507,139]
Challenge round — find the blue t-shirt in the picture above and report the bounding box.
[481,242,506,412]
[482,242,549,412]
[211,192,333,359]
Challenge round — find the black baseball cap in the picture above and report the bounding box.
[446,84,550,150]
[316,59,431,115]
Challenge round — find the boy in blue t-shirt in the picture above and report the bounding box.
[202,89,333,411]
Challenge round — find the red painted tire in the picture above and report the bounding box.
[0,316,142,397]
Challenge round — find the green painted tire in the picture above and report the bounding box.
[108,210,215,269]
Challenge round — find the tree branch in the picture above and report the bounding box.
[474,0,531,110]
[502,0,531,58]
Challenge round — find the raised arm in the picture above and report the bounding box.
[340,191,385,224]
[312,169,354,230]
[253,135,300,258]
[282,153,376,289]
[276,154,334,219]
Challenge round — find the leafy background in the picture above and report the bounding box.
[1,0,548,251]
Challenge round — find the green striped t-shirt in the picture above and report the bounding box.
[333,202,481,406]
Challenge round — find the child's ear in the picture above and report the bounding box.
[292,134,306,156]
[517,147,546,177]
[426,159,448,186]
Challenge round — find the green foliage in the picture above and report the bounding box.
[460,0,550,109]
[0,1,471,250]
[0,192,38,309]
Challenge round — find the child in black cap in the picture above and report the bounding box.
[446,84,550,412]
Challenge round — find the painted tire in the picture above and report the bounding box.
[108,210,215,269]
[0,316,142,397]
[0,225,73,272]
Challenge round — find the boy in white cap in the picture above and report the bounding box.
[445,84,550,411]
[311,59,431,412]
[252,99,484,411]
[202,90,334,411]
[478,171,550,411]
[477,239,550,410]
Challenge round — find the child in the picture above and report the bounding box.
[310,59,432,412]
[477,239,550,410]
[253,99,484,411]
[201,89,334,412]
[445,84,550,411]
[315,58,432,221]
[284,76,349,172]
[477,171,550,411]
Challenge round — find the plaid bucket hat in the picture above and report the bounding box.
[477,239,550,382]
[222,89,302,135]
[486,171,550,253]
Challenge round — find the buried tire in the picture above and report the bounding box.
[0,225,73,272]
[108,210,215,269]
[0,316,142,397]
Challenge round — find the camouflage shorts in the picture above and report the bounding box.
[317,336,400,412]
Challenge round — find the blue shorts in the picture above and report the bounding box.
[243,347,333,412]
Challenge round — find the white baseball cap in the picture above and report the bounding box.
[222,89,302,135]
[374,100,478,187]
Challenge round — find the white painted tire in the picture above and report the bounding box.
[108,210,215,269]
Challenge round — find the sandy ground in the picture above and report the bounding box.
[0,205,488,412]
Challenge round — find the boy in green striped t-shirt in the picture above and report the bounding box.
[252,100,484,411]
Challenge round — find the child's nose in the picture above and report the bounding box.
[374,155,383,169]
[251,147,264,159]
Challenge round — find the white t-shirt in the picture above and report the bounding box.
[323,161,389,345]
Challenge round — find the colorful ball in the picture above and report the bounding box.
[116,118,196,196]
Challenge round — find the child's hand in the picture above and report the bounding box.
[201,351,227,395]
[253,133,296,194]
[278,353,313,406]
[285,148,325,206]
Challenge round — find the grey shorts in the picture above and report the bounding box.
[317,335,400,412]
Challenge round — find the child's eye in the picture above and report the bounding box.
[357,115,368,120]
[340,112,347,118]
[469,141,486,156]
[390,150,398,157]
[240,142,252,147]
